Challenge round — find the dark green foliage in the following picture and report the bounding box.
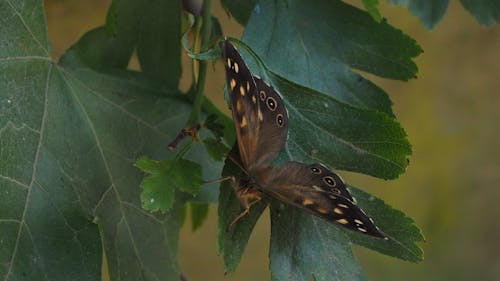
[3,0,496,280]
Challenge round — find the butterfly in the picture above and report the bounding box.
[220,39,385,238]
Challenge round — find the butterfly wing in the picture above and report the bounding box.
[221,40,289,170]
[221,40,261,169]
[254,162,385,238]
[251,76,289,168]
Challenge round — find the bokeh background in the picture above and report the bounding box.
[45,0,499,280]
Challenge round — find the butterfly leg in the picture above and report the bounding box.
[203,176,235,185]
[229,188,262,228]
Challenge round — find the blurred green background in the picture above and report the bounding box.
[45,0,499,280]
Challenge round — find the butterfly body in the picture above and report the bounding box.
[221,40,385,239]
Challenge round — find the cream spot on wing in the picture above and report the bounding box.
[354,219,364,225]
[227,58,231,68]
[234,62,239,73]
[333,208,343,214]
[312,185,322,191]
[252,95,257,104]
[258,109,263,122]
[236,100,242,113]
[230,79,236,91]
[302,199,314,206]
[338,203,349,209]
[246,81,250,92]
[336,218,349,224]
[357,227,368,233]
[239,85,246,96]
[317,207,328,214]
[240,116,247,128]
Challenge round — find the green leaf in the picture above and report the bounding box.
[174,158,204,194]
[361,0,383,22]
[389,0,450,29]
[136,156,204,212]
[347,186,425,262]
[204,114,226,141]
[271,72,411,179]
[62,0,181,88]
[202,138,230,161]
[460,0,500,25]
[190,202,209,231]
[242,0,422,116]
[135,0,181,87]
[61,26,135,70]
[269,204,367,281]
[221,0,257,26]
[217,153,268,273]
[0,2,222,280]
[202,101,236,146]
[136,156,176,213]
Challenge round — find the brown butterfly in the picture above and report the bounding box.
[221,39,385,238]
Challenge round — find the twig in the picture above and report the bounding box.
[167,124,200,151]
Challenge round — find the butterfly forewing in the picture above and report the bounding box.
[221,41,289,171]
[254,162,385,238]
[221,40,261,170]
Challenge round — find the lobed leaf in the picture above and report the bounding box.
[0,1,222,280]
[242,0,422,118]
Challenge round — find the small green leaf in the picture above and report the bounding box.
[136,156,176,213]
[135,155,162,174]
[135,155,203,212]
[361,0,382,22]
[174,158,203,194]
[190,202,210,231]
[203,138,230,161]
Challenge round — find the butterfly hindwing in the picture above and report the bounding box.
[250,76,289,169]
[254,162,385,238]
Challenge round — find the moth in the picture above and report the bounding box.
[221,39,385,238]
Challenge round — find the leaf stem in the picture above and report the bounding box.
[175,139,195,161]
[187,0,212,128]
